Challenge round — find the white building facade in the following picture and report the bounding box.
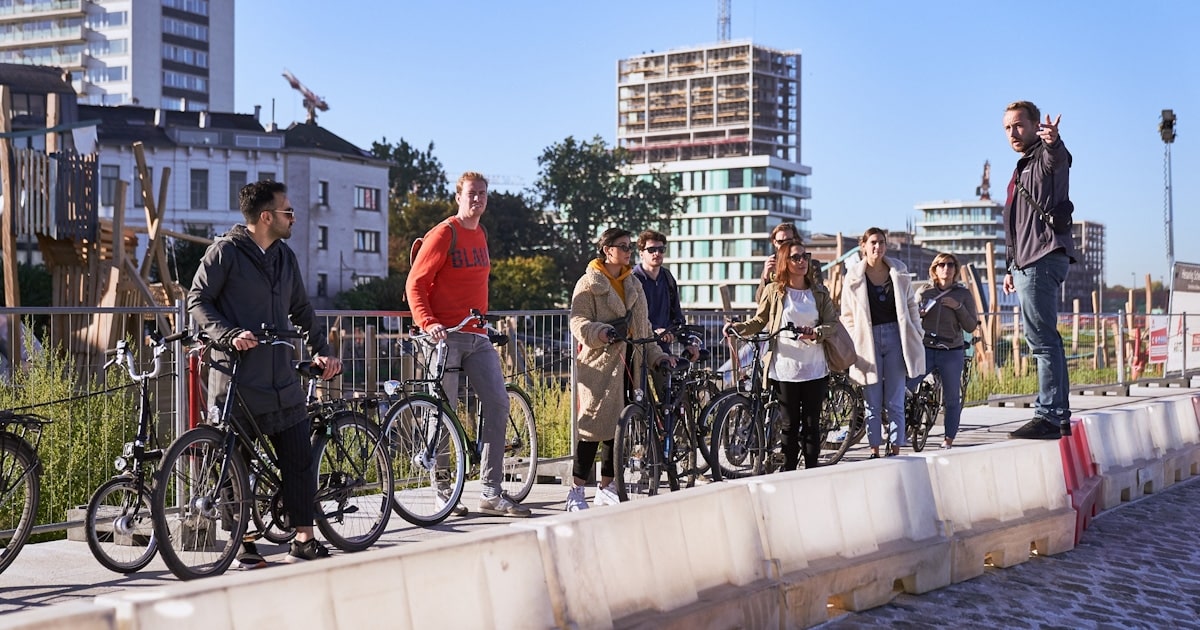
[617,40,812,309]
[0,0,234,111]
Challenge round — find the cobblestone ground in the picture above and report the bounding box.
[821,476,1200,629]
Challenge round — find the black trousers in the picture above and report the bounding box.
[573,439,615,481]
[267,410,316,528]
[772,376,830,470]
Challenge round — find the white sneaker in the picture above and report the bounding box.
[435,480,468,517]
[594,482,621,507]
[565,486,589,512]
[478,493,532,518]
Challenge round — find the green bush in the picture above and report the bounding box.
[0,339,138,542]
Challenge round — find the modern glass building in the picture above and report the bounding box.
[617,40,812,309]
[0,0,233,111]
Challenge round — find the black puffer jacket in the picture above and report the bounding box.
[187,225,332,424]
[1004,138,1078,270]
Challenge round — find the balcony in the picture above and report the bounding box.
[0,24,85,49]
[0,0,84,24]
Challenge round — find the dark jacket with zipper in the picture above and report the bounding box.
[915,282,978,350]
[1004,138,1077,270]
[187,224,332,432]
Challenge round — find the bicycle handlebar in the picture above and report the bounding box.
[723,321,802,343]
[409,309,486,342]
[106,330,195,383]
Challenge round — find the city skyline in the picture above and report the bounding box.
[234,0,1198,287]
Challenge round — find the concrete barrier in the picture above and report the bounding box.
[1143,396,1200,486]
[923,440,1075,583]
[514,482,773,629]
[95,526,557,630]
[740,459,950,627]
[1081,407,1166,510]
[1059,418,1101,545]
[0,602,115,630]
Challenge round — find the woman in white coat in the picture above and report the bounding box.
[840,227,925,457]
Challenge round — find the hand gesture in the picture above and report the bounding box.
[762,256,777,280]
[940,296,961,310]
[1037,114,1061,145]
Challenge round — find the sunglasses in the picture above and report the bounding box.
[274,208,296,217]
[773,239,790,246]
[787,253,811,263]
[608,243,632,252]
[934,262,956,268]
[642,246,665,254]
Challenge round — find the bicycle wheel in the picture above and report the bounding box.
[312,411,392,552]
[499,385,537,502]
[762,405,784,475]
[708,394,763,481]
[85,476,156,573]
[694,389,739,476]
[665,404,695,488]
[250,471,295,545]
[908,396,933,452]
[820,379,864,465]
[684,380,722,478]
[383,395,467,526]
[614,404,661,501]
[0,436,39,576]
[151,426,249,581]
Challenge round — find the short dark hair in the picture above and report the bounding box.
[596,227,632,260]
[637,229,667,250]
[239,180,287,224]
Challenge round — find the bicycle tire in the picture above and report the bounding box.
[614,404,661,501]
[151,426,249,581]
[85,476,156,573]
[383,395,467,527]
[250,471,295,545]
[708,394,763,481]
[499,384,538,502]
[694,388,739,476]
[684,380,722,478]
[820,379,864,465]
[908,396,932,452]
[762,405,784,474]
[0,436,40,576]
[312,411,393,552]
[666,400,696,488]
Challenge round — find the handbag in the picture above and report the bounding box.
[823,321,857,373]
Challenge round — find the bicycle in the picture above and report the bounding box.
[151,326,393,580]
[85,330,191,573]
[676,345,721,485]
[611,326,691,501]
[0,409,49,575]
[905,372,943,452]
[382,311,537,526]
[819,370,866,464]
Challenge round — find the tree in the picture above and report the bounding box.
[333,275,406,310]
[387,195,456,276]
[489,256,561,310]
[479,191,554,261]
[534,135,679,292]
[370,138,449,202]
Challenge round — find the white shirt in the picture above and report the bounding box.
[769,287,829,382]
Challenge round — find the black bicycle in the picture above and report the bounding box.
[0,409,49,575]
[151,326,393,580]
[905,372,942,452]
[85,330,191,573]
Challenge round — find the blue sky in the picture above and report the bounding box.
[235,0,1198,287]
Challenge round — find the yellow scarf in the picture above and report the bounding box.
[590,258,631,303]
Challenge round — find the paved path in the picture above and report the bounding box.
[1,384,1198,626]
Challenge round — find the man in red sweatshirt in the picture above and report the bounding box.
[405,171,530,517]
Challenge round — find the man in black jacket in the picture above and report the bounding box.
[1001,101,1077,440]
[188,180,342,566]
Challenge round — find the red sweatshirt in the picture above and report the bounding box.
[405,217,490,335]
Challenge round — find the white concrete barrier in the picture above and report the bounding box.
[739,459,950,627]
[923,440,1075,583]
[1143,395,1200,485]
[514,481,772,630]
[1081,407,1166,509]
[0,602,115,630]
[96,526,557,630]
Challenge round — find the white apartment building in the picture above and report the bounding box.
[0,0,233,111]
[617,40,812,309]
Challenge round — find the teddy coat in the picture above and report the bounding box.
[731,281,839,379]
[569,262,667,442]
[840,256,925,386]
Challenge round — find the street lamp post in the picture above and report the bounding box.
[1159,109,1177,291]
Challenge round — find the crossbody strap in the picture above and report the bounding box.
[1013,177,1057,226]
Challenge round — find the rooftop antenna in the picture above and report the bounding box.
[718,0,731,41]
[281,69,329,124]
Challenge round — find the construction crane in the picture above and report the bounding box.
[281,69,329,124]
[718,0,731,41]
[975,160,991,200]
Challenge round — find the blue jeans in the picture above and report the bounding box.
[863,322,907,448]
[1011,251,1071,423]
[442,332,510,495]
[913,347,965,440]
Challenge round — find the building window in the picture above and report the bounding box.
[317,226,328,250]
[354,186,380,211]
[317,180,329,205]
[100,165,119,207]
[316,273,327,298]
[163,0,210,16]
[259,171,275,183]
[162,43,208,68]
[229,170,247,210]
[354,230,380,253]
[163,70,208,92]
[190,169,209,209]
[162,16,208,41]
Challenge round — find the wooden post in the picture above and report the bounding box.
[0,85,22,365]
[45,92,60,154]
[112,180,127,270]
[1092,290,1102,369]
[1144,273,1153,315]
[132,143,178,302]
[1012,306,1023,376]
[1071,299,1080,355]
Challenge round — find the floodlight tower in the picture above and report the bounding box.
[1159,109,1176,289]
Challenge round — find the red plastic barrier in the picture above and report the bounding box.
[1058,417,1101,545]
